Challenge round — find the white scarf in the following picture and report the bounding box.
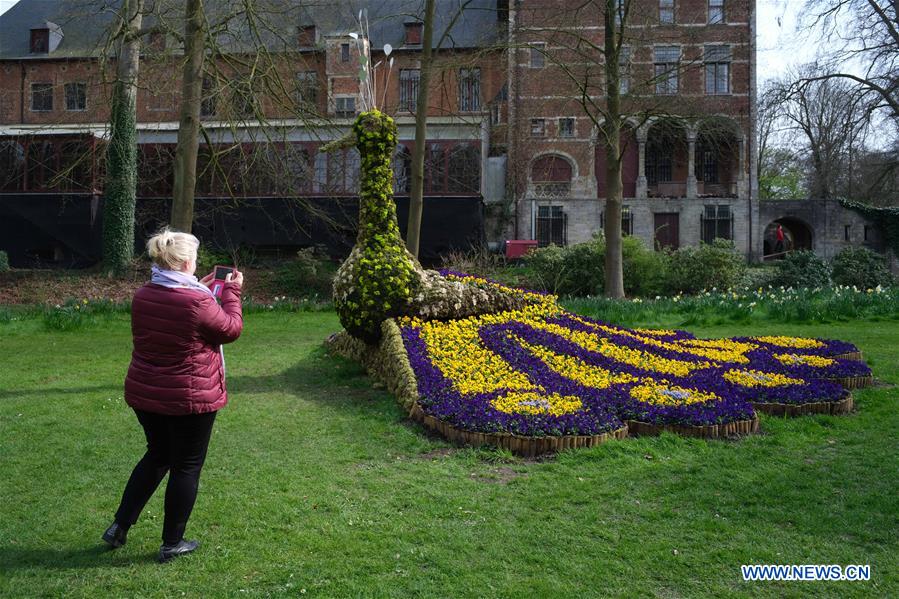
[150,264,226,375]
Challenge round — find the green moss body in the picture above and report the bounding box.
[333,110,419,343]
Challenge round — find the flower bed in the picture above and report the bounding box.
[393,272,871,448]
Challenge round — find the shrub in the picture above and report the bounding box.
[523,243,582,295]
[524,235,667,297]
[773,250,831,289]
[196,246,232,275]
[666,239,746,294]
[831,246,892,289]
[622,236,669,297]
[0,250,8,273]
[738,265,778,291]
[272,247,337,299]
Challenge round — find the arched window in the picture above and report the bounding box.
[447,144,480,193]
[530,154,572,197]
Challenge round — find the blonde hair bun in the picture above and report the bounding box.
[147,226,200,270]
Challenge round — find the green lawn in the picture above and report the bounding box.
[1,311,897,597]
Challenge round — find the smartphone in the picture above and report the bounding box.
[211,265,235,298]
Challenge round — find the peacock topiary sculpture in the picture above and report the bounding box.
[325,109,537,344]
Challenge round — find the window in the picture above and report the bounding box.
[698,149,718,183]
[558,118,575,137]
[708,0,725,24]
[490,103,503,125]
[458,68,481,112]
[26,140,57,190]
[0,140,26,192]
[340,43,350,62]
[618,47,631,94]
[447,144,480,193]
[393,146,412,193]
[147,32,166,52]
[201,77,217,117]
[332,148,360,194]
[529,43,545,68]
[844,224,851,241]
[399,69,420,112]
[659,0,675,24]
[864,225,871,241]
[704,45,731,95]
[601,205,633,236]
[30,29,49,53]
[425,144,447,192]
[31,83,53,111]
[296,71,318,107]
[405,22,423,46]
[701,205,733,243]
[536,205,567,247]
[530,118,546,137]
[614,0,624,26]
[335,96,356,117]
[654,46,680,95]
[64,82,86,111]
[646,146,672,184]
[298,25,317,47]
[531,154,572,197]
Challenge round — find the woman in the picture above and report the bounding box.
[102,227,243,563]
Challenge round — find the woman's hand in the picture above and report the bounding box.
[225,269,244,287]
[199,271,215,288]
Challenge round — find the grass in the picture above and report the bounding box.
[1,310,897,597]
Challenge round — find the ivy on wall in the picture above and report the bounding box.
[840,198,899,256]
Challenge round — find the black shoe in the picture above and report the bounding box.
[158,539,199,563]
[102,522,128,548]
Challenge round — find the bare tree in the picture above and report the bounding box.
[779,67,869,198]
[800,0,899,121]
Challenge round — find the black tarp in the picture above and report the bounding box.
[0,194,485,267]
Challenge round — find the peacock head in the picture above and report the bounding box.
[353,109,398,152]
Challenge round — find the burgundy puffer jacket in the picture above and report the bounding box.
[124,282,243,415]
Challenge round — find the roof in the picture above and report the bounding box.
[0,0,502,60]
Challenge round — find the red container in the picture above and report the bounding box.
[505,239,538,259]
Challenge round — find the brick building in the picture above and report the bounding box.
[0,0,503,265]
[505,0,758,257]
[0,0,883,267]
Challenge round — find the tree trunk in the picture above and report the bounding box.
[405,0,435,259]
[170,0,205,232]
[102,0,143,276]
[603,0,625,298]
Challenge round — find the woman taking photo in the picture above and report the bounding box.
[102,227,243,563]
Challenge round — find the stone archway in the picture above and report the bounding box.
[763,217,814,259]
[645,118,688,197]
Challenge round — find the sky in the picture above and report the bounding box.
[0,0,823,84]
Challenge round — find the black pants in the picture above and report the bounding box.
[114,409,217,544]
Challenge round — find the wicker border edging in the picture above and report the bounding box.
[833,351,863,361]
[625,417,759,439]
[828,375,873,389]
[753,391,854,417]
[409,402,629,457]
